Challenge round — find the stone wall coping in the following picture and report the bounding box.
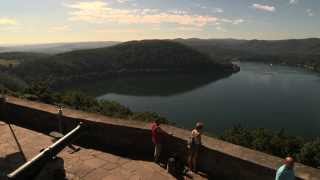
[5,96,320,179]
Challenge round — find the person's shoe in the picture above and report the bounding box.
[194,169,198,174]
[187,170,193,175]
[186,171,194,179]
[159,163,166,168]
[154,160,160,164]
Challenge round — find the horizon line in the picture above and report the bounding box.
[1,37,320,46]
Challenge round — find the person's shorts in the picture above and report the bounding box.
[189,144,200,156]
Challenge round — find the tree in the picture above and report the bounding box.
[298,139,320,168]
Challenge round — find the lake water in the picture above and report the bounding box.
[82,62,320,138]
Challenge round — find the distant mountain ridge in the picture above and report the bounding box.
[2,38,320,56]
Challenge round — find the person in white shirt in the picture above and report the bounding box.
[275,157,295,180]
[187,122,204,173]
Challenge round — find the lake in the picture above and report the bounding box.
[71,62,320,138]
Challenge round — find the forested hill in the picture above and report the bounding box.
[176,38,320,71]
[13,40,238,83]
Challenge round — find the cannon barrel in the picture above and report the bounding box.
[7,123,83,180]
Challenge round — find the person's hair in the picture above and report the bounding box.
[285,157,295,163]
[196,122,204,130]
[285,156,295,167]
[155,119,161,125]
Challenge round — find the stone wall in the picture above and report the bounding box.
[2,96,320,180]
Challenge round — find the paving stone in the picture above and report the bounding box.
[94,152,121,163]
[108,167,134,179]
[71,164,94,178]
[66,172,80,180]
[83,158,107,169]
[102,174,127,180]
[129,174,142,180]
[82,167,112,180]
[101,162,119,171]
[78,153,95,161]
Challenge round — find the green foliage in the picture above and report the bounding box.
[15,81,169,124]
[268,130,304,158]
[220,125,253,147]
[98,100,132,118]
[0,72,27,91]
[298,139,320,168]
[57,91,133,118]
[131,112,169,124]
[23,81,55,103]
[58,91,100,111]
[250,128,273,152]
[221,125,319,168]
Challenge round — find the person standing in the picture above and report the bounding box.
[275,157,296,180]
[188,122,204,173]
[151,119,164,164]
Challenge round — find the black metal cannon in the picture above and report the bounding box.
[7,123,83,180]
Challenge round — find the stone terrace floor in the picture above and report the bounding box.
[0,121,207,180]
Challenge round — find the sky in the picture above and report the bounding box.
[0,0,319,44]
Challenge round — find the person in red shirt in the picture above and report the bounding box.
[151,119,165,164]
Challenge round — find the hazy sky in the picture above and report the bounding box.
[0,0,319,44]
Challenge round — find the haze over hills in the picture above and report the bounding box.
[0,41,119,54]
[2,38,320,57]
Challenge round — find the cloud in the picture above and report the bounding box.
[194,3,223,13]
[176,26,203,31]
[48,25,71,32]
[212,8,224,13]
[168,10,188,15]
[289,0,299,4]
[0,17,18,25]
[251,4,275,12]
[220,18,244,25]
[95,28,142,33]
[116,0,131,3]
[0,26,20,32]
[216,26,227,32]
[64,1,219,27]
[306,9,314,17]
